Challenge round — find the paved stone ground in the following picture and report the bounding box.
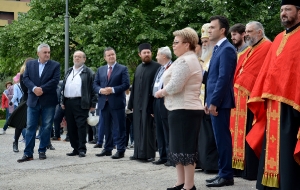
[0,128,257,190]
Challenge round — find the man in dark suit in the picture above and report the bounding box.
[17,43,60,162]
[93,47,130,159]
[61,50,97,158]
[151,46,172,166]
[204,16,237,187]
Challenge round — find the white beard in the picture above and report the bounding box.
[201,45,213,62]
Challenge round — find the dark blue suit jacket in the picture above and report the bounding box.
[206,39,237,109]
[93,63,130,110]
[23,59,60,107]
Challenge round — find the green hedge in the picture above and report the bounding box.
[0,109,6,119]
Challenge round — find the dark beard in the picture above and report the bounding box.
[142,57,151,63]
[281,15,297,28]
[233,39,243,48]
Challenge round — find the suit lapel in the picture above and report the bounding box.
[107,63,118,85]
[103,65,109,85]
[40,60,51,81]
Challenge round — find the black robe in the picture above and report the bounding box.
[256,103,300,190]
[128,60,160,159]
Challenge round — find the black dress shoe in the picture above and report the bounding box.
[88,140,97,144]
[66,151,79,156]
[182,186,196,190]
[164,161,172,167]
[95,149,112,157]
[111,152,124,159]
[166,183,184,190]
[205,175,220,183]
[129,156,137,160]
[206,177,234,187]
[39,152,47,160]
[93,144,102,148]
[79,152,86,157]
[17,155,33,163]
[152,159,166,165]
[147,158,155,162]
[47,144,55,150]
[13,142,19,152]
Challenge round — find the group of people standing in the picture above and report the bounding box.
[1,1,299,190]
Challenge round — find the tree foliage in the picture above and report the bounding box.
[0,0,283,79]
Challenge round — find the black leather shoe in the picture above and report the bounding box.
[66,151,79,156]
[164,161,172,167]
[205,175,220,183]
[182,186,196,190]
[13,142,19,152]
[95,149,112,157]
[147,158,155,162]
[129,156,137,160]
[39,152,47,160]
[93,144,102,148]
[17,155,33,163]
[152,159,166,165]
[88,140,97,144]
[47,144,55,150]
[206,177,234,187]
[111,152,124,159]
[166,183,184,190]
[79,152,86,157]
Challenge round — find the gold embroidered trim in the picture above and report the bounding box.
[276,26,300,56]
[234,84,250,96]
[262,93,300,112]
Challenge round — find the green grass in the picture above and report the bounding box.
[0,120,6,128]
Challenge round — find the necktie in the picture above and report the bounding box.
[107,66,112,80]
[212,45,219,57]
[156,66,165,82]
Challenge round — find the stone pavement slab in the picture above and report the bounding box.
[0,128,257,190]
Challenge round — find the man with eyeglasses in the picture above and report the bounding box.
[246,1,300,189]
[229,21,272,180]
[61,50,97,158]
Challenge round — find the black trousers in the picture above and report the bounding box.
[153,98,169,161]
[65,98,89,153]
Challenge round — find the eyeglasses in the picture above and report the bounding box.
[172,41,186,45]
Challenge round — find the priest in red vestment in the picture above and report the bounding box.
[230,21,272,180]
[246,1,300,189]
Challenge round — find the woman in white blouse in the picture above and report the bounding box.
[155,27,204,190]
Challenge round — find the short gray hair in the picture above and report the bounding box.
[74,50,86,58]
[247,21,265,37]
[158,46,172,59]
[37,43,50,52]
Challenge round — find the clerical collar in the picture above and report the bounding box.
[142,61,151,66]
[252,38,264,48]
[286,22,300,34]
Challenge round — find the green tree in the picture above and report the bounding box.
[0,0,284,79]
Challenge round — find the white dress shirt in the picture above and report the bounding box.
[64,65,83,98]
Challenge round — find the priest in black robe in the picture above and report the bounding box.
[128,43,160,161]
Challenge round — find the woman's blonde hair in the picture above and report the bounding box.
[173,27,199,51]
[20,57,34,74]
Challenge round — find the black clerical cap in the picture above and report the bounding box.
[281,0,300,7]
[138,43,151,52]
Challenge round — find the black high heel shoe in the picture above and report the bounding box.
[167,183,184,190]
[182,185,196,190]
